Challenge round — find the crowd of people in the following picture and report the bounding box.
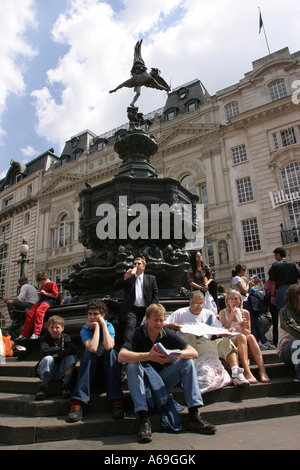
[0,247,300,444]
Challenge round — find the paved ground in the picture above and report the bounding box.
[1,415,299,452]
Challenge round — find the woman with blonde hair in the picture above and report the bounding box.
[219,289,270,384]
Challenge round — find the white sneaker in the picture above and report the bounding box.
[16,335,26,341]
[232,368,249,386]
[29,334,39,340]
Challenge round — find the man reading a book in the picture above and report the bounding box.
[118,303,216,443]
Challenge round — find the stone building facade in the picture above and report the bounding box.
[0,46,299,327]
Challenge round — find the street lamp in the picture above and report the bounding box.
[18,237,29,277]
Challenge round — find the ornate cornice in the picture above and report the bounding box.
[0,196,37,222]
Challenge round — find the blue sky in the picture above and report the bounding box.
[0,0,299,179]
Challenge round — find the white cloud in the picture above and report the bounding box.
[21,145,37,157]
[30,0,300,154]
[0,0,37,142]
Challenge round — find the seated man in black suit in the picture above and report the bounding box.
[114,257,159,341]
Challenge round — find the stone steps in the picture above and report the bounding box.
[0,351,299,445]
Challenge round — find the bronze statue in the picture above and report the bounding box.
[109,39,171,107]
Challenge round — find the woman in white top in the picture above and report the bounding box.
[231,263,255,299]
[219,289,270,384]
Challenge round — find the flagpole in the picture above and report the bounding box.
[258,7,270,54]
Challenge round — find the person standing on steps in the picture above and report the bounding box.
[269,247,300,313]
[114,256,159,342]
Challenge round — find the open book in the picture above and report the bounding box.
[180,323,240,338]
[155,342,182,363]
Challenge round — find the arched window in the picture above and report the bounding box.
[59,214,69,247]
[181,174,197,194]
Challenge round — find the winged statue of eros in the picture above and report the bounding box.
[109,39,171,106]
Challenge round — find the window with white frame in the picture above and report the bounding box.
[281,127,296,147]
[249,267,266,285]
[206,237,215,266]
[24,212,30,226]
[268,80,288,102]
[52,267,69,296]
[0,245,8,295]
[282,162,300,228]
[59,214,69,247]
[272,133,279,150]
[225,102,239,120]
[1,224,11,235]
[231,144,247,164]
[166,110,176,121]
[242,218,261,252]
[201,186,208,210]
[181,174,197,194]
[2,196,13,209]
[272,126,298,151]
[236,177,254,203]
[187,101,197,113]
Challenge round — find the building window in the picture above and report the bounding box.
[181,174,197,194]
[71,137,79,148]
[249,267,266,285]
[52,267,69,296]
[282,162,300,228]
[61,155,69,165]
[74,149,83,159]
[201,186,208,210]
[3,197,13,209]
[269,80,288,102]
[59,214,69,247]
[0,245,8,295]
[231,144,247,164]
[186,101,197,113]
[24,213,30,226]
[281,127,296,147]
[166,110,176,121]
[272,133,279,150]
[236,177,254,203]
[242,218,261,252]
[206,237,214,266]
[1,224,11,235]
[15,173,22,184]
[225,102,239,120]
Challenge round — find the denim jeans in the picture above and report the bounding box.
[71,348,123,404]
[244,299,268,344]
[38,354,77,387]
[280,338,300,382]
[276,285,289,313]
[127,359,203,414]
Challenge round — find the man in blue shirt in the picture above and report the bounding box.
[67,299,124,422]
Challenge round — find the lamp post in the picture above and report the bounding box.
[18,237,29,278]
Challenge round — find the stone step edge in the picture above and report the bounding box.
[0,395,300,445]
[0,376,298,418]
